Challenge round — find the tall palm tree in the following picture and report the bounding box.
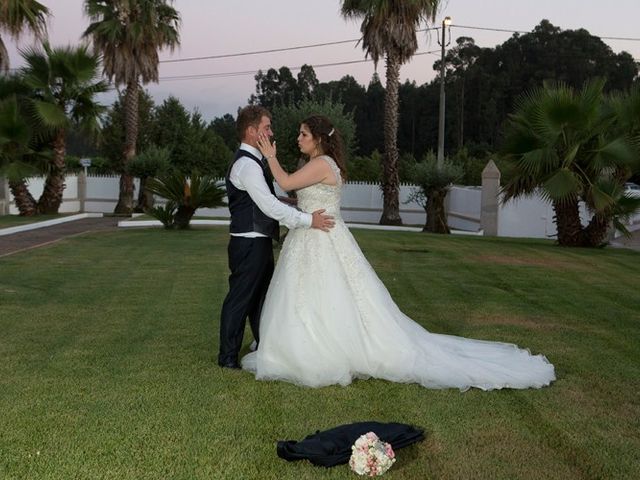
[501,79,640,247]
[341,0,440,225]
[21,43,107,213]
[83,0,180,214]
[0,0,49,72]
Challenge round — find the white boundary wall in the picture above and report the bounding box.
[7,174,639,239]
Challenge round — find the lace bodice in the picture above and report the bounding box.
[296,156,342,218]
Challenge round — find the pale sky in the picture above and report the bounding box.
[5,0,640,120]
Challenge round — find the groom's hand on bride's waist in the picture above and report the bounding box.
[311,209,335,232]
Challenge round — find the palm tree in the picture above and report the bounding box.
[20,43,107,213]
[83,0,180,214]
[341,0,440,225]
[609,84,640,160]
[0,0,49,72]
[0,73,52,216]
[146,173,226,229]
[501,79,640,247]
[0,94,39,215]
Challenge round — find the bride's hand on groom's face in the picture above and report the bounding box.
[257,133,276,159]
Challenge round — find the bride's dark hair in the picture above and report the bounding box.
[301,115,347,180]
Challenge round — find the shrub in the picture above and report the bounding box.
[146,173,226,229]
[407,153,463,234]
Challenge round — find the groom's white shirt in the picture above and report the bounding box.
[229,143,312,237]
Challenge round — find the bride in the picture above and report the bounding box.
[241,115,555,391]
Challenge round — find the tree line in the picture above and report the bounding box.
[1,1,638,246]
[69,18,639,187]
[250,20,638,167]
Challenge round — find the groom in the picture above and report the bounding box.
[218,105,334,369]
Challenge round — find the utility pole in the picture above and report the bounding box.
[437,16,452,167]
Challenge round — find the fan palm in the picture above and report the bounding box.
[0,94,39,215]
[341,0,440,225]
[146,173,226,229]
[501,79,640,247]
[83,0,180,214]
[608,84,640,160]
[20,43,107,213]
[0,0,49,72]
[0,74,54,216]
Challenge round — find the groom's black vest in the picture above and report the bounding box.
[226,149,279,241]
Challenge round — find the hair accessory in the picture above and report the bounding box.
[328,128,335,137]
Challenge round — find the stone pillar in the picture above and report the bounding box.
[78,170,87,213]
[0,177,9,215]
[481,160,501,236]
[444,186,451,222]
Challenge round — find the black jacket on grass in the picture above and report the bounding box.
[277,422,425,467]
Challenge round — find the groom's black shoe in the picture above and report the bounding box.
[218,360,241,370]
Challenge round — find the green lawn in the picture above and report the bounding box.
[0,214,75,228]
[1,228,638,479]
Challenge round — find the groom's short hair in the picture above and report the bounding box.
[237,105,271,140]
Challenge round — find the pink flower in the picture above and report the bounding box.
[349,432,396,476]
[385,444,395,458]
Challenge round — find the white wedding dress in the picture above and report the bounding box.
[242,156,555,390]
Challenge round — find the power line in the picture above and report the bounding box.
[156,23,639,66]
[159,38,361,64]
[159,27,440,64]
[451,24,639,62]
[5,23,638,76]
[158,50,441,82]
[155,39,638,83]
[452,24,640,42]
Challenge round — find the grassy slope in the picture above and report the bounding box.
[1,228,638,479]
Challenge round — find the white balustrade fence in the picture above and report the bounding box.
[4,168,639,239]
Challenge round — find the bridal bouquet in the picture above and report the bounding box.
[349,431,396,476]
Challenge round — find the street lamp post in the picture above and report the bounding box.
[437,16,452,167]
[79,158,91,213]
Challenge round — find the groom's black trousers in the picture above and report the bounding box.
[218,236,274,365]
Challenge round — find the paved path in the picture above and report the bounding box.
[0,217,119,257]
[610,229,640,251]
[0,215,638,258]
